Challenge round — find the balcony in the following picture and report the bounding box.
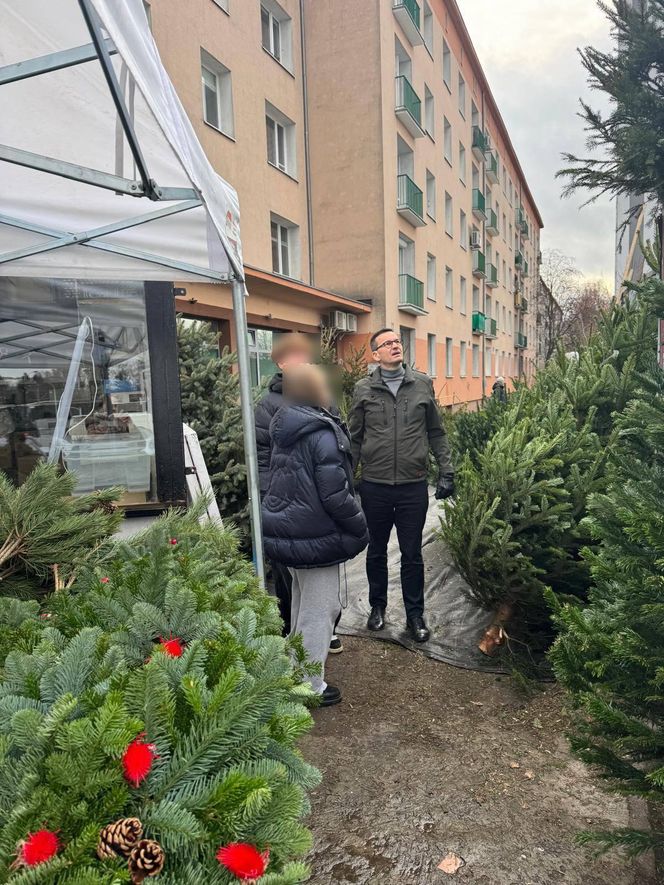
[472,188,486,221]
[486,263,498,288]
[523,259,529,277]
[486,208,498,236]
[485,317,497,338]
[472,250,486,278]
[515,332,527,349]
[398,273,427,315]
[471,126,487,160]
[486,150,499,184]
[515,251,524,269]
[521,297,529,313]
[397,174,426,227]
[521,219,530,240]
[395,76,424,138]
[516,207,525,227]
[392,0,424,46]
[472,310,486,334]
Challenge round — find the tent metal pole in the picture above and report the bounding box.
[0,40,116,86]
[231,278,265,588]
[78,0,156,200]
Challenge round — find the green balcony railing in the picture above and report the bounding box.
[486,151,498,178]
[516,332,527,349]
[521,297,529,313]
[488,263,498,286]
[395,75,422,129]
[472,250,486,276]
[472,188,486,217]
[393,0,421,31]
[397,174,424,221]
[472,310,486,333]
[521,219,530,239]
[516,207,525,227]
[399,273,424,310]
[515,251,524,268]
[523,259,529,277]
[486,318,497,338]
[472,126,487,154]
[486,208,498,233]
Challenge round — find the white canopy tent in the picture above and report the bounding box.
[0,0,265,582]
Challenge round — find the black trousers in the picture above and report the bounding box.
[360,480,429,619]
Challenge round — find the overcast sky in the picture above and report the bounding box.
[457,0,614,284]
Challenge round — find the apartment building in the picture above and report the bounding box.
[145,0,370,384]
[146,0,541,404]
[304,0,542,406]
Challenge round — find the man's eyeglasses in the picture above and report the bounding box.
[374,338,402,351]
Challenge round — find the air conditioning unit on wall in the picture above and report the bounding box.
[346,314,358,333]
[324,310,347,331]
[470,230,482,250]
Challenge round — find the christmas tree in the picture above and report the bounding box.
[177,319,254,537]
[549,379,664,855]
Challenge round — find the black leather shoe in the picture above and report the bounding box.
[407,616,430,643]
[321,684,342,707]
[367,605,385,631]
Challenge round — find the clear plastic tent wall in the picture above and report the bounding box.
[0,0,244,282]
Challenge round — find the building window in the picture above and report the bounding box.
[460,341,467,377]
[201,50,234,137]
[270,214,299,278]
[424,85,435,138]
[445,266,453,308]
[458,73,466,118]
[427,253,437,301]
[472,284,480,312]
[428,334,437,377]
[445,192,453,237]
[426,170,436,219]
[459,142,467,184]
[423,0,434,54]
[400,326,416,366]
[265,102,296,176]
[446,338,453,377]
[460,275,467,314]
[485,346,492,376]
[443,39,452,90]
[261,1,293,70]
[472,342,480,377]
[444,117,453,165]
[460,209,468,249]
[248,328,279,387]
[398,232,415,276]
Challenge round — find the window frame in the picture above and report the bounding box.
[445,337,453,378]
[201,50,234,138]
[428,333,437,378]
[427,253,437,302]
[261,0,293,71]
[460,340,467,377]
[445,266,454,309]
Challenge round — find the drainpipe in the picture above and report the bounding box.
[299,0,315,286]
[480,92,486,399]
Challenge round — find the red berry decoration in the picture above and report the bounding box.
[169,538,178,546]
[100,577,110,584]
[21,830,59,866]
[216,843,270,881]
[159,637,184,658]
[122,737,157,787]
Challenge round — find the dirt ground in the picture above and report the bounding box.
[301,637,660,885]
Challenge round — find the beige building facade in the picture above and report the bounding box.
[146,0,541,403]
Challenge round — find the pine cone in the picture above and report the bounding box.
[97,817,143,860]
[128,839,165,883]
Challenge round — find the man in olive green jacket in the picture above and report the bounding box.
[348,328,454,642]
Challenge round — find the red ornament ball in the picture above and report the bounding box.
[159,637,184,658]
[100,577,110,584]
[216,843,270,880]
[169,538,178,546]
[122,737,157,787]
[21,830,59,866]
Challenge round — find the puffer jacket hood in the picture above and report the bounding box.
[262,405,368,569]
[270,404,348,451]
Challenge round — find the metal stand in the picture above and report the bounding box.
[231,279,265,588]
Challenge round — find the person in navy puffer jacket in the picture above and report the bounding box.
[262,364,368,707]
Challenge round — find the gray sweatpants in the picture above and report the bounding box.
[289,564,341,694]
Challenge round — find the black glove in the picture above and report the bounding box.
[435,475,455,500]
